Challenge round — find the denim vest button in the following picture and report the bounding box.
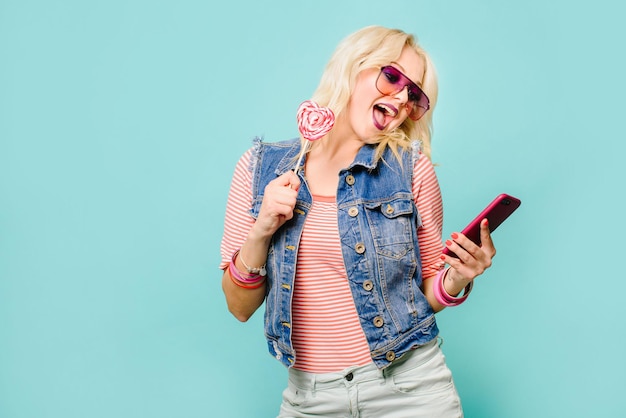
[345,174,355,185]
[373,316,384,327]
[348,207,359,217]
[385,351,396,361]
[355,243,366,254]
[385,204,394,214]
[363,280,374,291]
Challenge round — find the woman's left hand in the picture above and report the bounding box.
[441,219,496,287]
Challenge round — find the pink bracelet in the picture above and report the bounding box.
[228,265,266,289]
[432,267,473,307]
[230,250,265,285]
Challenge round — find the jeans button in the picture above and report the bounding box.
[345,372,354,381]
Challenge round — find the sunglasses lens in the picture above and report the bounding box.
[377,67,402,95]
[377,66,430,121]
[407,90,429,120]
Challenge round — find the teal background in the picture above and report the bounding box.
[1,1,625,417]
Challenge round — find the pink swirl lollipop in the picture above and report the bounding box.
[293,100,335,172]
[297,100,335,141]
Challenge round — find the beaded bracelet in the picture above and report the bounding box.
[433,267,473,307]
[238,250,267,277]
[229,250,266,289]
[230,250,265,283]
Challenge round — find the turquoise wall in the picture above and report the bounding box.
[1,1,624,417]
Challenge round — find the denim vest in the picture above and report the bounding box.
[248,137,438,369]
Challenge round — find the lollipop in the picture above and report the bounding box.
[293,100,335,173]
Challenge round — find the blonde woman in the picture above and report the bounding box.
[219,26,495,417]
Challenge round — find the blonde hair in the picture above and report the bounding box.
[308,25,438,161]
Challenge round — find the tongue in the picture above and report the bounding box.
[373,108,386,130]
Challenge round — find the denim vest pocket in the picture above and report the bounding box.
[363,196,416,259]
[363,195,426,335]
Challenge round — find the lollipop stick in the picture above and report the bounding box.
[293,141,310,174]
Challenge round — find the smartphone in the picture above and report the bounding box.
[442,193,521,258]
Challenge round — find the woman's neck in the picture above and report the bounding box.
[304,132,362,197]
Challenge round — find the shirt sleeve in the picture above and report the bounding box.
[412,153,445,280]
[219,149,255,270]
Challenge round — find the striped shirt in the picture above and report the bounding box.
[220,149,445,373]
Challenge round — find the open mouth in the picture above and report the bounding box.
[373,103,398,130]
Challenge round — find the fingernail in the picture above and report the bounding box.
[445,240,452,246]
[440,255,446,261]
[451,233,458,239]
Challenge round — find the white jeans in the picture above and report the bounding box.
[277,338,463,418]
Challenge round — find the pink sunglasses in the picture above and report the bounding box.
[376,66,430,121]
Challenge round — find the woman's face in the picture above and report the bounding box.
[345,46,425,142]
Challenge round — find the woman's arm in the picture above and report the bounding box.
[412,154,496,312]
[221,231,271,322]
[220,153,300,321]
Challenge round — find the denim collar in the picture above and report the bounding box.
[274,139,380,175]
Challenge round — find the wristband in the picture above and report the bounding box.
[230,250,266,286]
[433,267,473,307]
[238,249,267,276]
[231,250,266,282]
[228,262,266,289]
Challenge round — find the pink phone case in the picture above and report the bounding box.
[442,193,521,257]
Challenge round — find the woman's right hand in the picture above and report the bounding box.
[249,170,301,240]
[223,171,301,322]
